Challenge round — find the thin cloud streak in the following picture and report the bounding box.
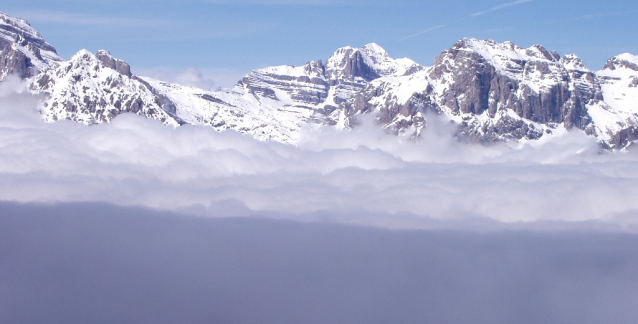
[184,0,366,5]
[399,24,445,41]
[209,0,340,4]
[549,10,638,23]
[13,10,169,27]
[471,0,533,17]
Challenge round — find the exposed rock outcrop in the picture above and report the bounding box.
[96,50,132,78]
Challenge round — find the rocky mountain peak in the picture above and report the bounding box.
[361,42,422,77]
[302,60,325,76]
[525,45,560,62]
[69,49,96,65]
[560,54,590,71]
[95,50,132,77]
[450,38,503,53]
[601,53,638,72]
[324,45,379,81]
[360,42,390,64]
[450,38,559,64]
[65,49,133,77]
[324,43,420,81]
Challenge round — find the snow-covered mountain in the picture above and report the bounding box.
[2,11,638,148]
[344,38,602,143]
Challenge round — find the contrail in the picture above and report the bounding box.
[471,0,533,17]
[399,24,446,41]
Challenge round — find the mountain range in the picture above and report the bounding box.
[2,11,637,148]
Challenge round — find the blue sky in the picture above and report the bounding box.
[3,0,637,86]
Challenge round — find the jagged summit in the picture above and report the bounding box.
[323,43,421,81]
[601,53,638,72]
[443,38,564,81]
[615,53,638,64]
[451,38,560,62]
[560,54,590,71]
[361,42,386,54]
[95,50,132,77]
[324,45,382,81]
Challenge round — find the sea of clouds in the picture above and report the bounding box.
[2,78,638,231]
[3,78,638,323]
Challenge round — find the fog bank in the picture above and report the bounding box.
[2,201,638,324]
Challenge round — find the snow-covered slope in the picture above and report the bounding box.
[597,53,638,114]
[139,77,308,143]
[586,53,638,147]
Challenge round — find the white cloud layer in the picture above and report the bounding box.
[2,79,638,231]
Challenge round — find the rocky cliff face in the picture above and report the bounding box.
[342,38,624,145]
[0,11,62,79]
[95,50,132,78]
[431,39,596,127]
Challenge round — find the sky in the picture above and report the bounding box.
[2,0,637,87]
